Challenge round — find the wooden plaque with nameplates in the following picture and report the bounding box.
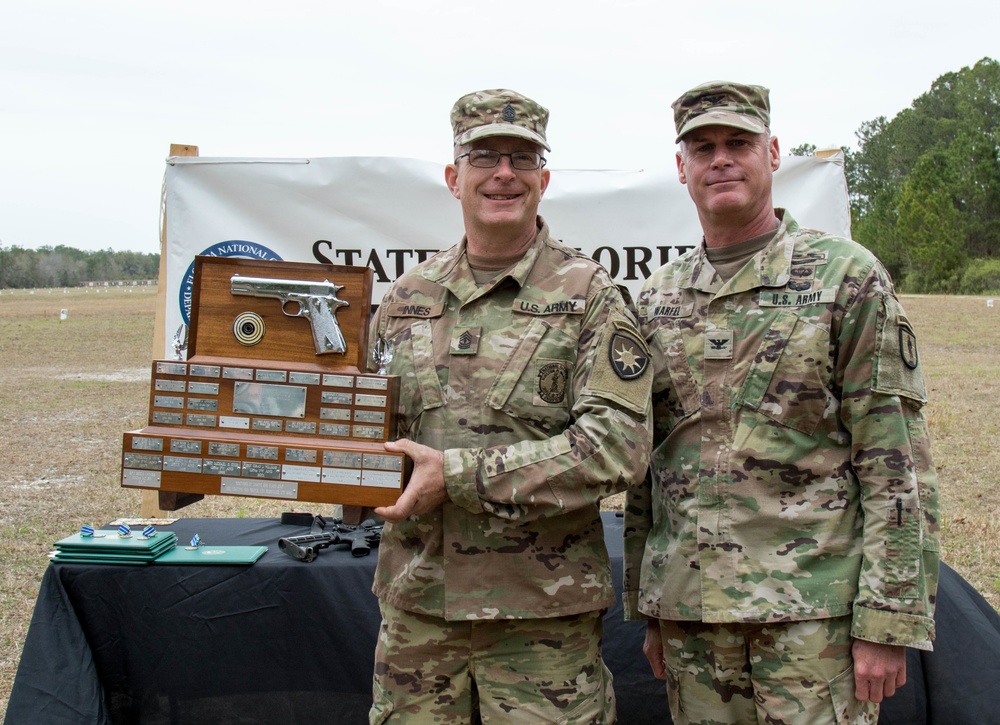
[120,256,409,510]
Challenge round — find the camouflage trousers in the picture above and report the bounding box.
[656,616,879,725]
[370,601,616,724]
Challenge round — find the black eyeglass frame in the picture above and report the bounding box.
[454,149,547,170]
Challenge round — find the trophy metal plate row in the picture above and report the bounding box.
[121,257,409,510]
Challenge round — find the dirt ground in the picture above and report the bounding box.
[1,287,997,719]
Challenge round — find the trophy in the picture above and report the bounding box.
[120,257,409,511]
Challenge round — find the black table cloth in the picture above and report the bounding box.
[7,513,1000,724]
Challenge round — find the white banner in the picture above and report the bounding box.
[163,154,850,355]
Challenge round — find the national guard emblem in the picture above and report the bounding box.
[609,330,649,380]
[899,322,919,369]
[537,362,568,404]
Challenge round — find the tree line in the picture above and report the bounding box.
[0,245,160,289]
[4,59,998,294]
[793,56,1000,294]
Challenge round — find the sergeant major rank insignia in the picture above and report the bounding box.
[609,328,649,380]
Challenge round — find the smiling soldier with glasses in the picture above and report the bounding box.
[453,148,548,170]
[366,88,652,724]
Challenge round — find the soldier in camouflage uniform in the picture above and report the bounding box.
[623,81,940,725]
[367,88,653,724]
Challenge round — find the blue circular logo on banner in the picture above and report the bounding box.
[178,241,284,325]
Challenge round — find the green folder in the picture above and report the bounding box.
[54,531,177,553]
[152,545,268,566]
[51,531,178,565]
[50,551,152,566]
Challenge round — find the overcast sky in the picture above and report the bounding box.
[1,0,995,254]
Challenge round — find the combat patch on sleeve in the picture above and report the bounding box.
[584,316,651,414]
[898,320,919,370]
[874,294,927,403]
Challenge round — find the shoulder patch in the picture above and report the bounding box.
[609,327,649,380]
[583,316,651,416]
[875,296,927,403]
[898,320,919,370]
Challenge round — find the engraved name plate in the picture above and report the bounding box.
[221,478,298,499]
[353,425,384,439]
[323,467,361,485]
[154,395,184,409]
[155,380,187,393]
[208,442,241,457]
[356,376,389,391]
[132,436,163,451]
[246,445,279,460]
[252,419,284,432]
[321,391,353,405]
[186,414,217,427]
[189,365,221,378]
[152,412,184,425]
[233,382,307,418]
[242,462,281,479]
[289,372,321,385]
[362,470,402,488]
[170,440,202,454]
[323,374,354,388]
[286,448,318,463]
[319,424,350,437]
[355,409,386,424]
[204,459,242,476]
[364,453,403,471]
[282,464,322,483]
[355,394,387,407]
[163,456,202,473]
[256,369,287,382]
[219,416,250,429]
[124,453,162,470]
[187,398,218,412]
[324,451,362,468]
[320,407,351,420]
[123,469,161,487]
[188,382,220,395]
[223,367,254,380]
[285,421,317,434]
[156,362,187,375]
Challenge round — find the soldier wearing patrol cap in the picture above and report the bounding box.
[367,88,652,723]
[623,81,940,725]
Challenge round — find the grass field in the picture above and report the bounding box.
[1,286,998,718]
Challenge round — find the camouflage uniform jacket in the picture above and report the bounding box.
[623,210,940,649]
[371,218,652,621]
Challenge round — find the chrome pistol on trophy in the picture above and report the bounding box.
[230,275,350,355]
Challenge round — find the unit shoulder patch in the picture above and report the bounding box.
[608,327,650,381]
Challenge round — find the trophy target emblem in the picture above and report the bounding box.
[233,311,265,346]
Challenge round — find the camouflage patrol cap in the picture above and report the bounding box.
[451,89,551,151]
[672,81,770,143]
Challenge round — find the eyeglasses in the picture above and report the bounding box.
[454,149,547,170]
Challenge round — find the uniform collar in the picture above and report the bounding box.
[419,217,550,303]
[685,209,797,294]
